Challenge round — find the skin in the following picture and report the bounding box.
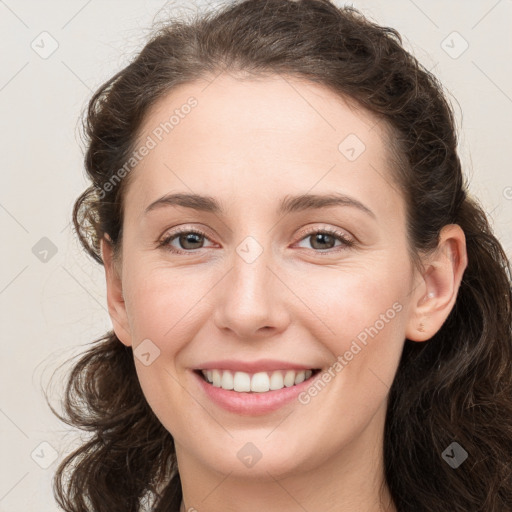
[101,72,467,512]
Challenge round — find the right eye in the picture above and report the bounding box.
[158,228,216,254]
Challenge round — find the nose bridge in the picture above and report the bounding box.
[230,234,274,312]
[213,232,287,335]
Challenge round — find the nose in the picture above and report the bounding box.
[212,245,291,340]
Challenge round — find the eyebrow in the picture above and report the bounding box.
[144,192,376,219]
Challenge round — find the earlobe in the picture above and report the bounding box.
[405,224,468,342]
[100,236,133,347]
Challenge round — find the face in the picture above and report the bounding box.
[103,72,429,480]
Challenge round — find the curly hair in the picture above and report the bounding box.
[48,1,512,510]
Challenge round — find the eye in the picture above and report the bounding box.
[158,228,215,254]
[294,227,354,253]
[157,226,354,255]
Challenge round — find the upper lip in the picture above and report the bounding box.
[194,359,318,373]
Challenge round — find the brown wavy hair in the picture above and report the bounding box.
[48,0,512,510]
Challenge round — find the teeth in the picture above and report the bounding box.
[212,369,222,387]
[251,372,270,392]
[269,371,284,390]
[284,370,295,387]
[221,370,234,390]
[233,371,251,392]
[201,368,316,393]
[294,370,306,384]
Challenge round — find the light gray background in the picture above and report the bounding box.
[1,0,511,510]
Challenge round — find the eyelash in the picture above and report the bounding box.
[157,226,354,255]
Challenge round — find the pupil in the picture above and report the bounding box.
[313,233,334,249]
[178,233,336,250]
[181,233,202,249]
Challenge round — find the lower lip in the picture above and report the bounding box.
[192,370,320,415]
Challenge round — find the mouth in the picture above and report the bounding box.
[194,368,322,393]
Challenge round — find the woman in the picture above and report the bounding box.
[49,0,512,510]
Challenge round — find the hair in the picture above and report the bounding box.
[48,0,512,510]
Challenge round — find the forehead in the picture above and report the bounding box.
[125,73,400,218]
[137,72,386,157]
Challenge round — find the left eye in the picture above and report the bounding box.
[158,228,353,254]
[295,229,354,251]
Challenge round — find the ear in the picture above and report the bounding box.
[100,236,132,347]
[405,224,468,342]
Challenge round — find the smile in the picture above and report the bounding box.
[198,368,320,392]
[193,366,323,415]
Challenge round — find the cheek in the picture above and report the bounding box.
[299,254,410,397]
[123,260,214,343]
[301,252,410,340]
